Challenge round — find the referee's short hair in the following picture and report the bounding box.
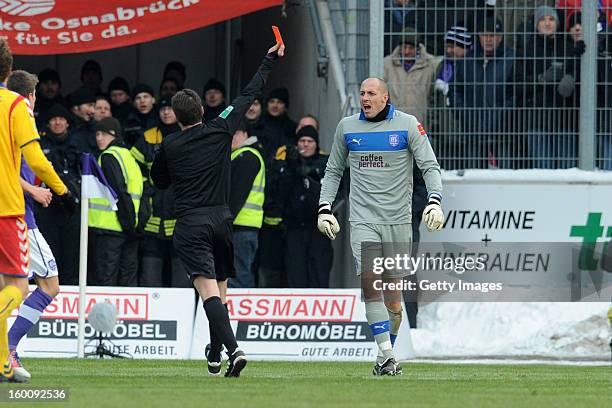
[172,89,202,127]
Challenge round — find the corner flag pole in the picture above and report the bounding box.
[77,193,89,358]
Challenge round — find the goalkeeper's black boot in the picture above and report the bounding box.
[205,343,222,376]
[372,358,398,376]
[225,348,247,378]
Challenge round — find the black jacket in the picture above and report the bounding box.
[72,118,98,156]
[98,140,137,235]
[123,109,158,148]
[258,113,296,161]
[515,33,578,132]
[203,103,227,123]
[151,53,277,218]
[113,102,135,126]
[280,151,328,228]
[38,130,82,213]
[452,40,515,134]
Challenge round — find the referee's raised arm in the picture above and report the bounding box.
[215,43,285,135]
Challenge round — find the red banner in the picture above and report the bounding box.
[0,0,282,55]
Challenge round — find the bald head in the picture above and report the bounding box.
[360,77,389,119]
[361,78,388,94]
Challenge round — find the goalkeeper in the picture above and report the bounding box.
[317,78,444,376]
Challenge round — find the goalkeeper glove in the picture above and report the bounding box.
[422,195,444,232]
[317,202,340,240]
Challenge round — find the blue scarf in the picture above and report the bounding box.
[437,60,454,82]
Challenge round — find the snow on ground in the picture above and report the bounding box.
[410,302,611,361]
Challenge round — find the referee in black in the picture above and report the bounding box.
[151,43,285,377]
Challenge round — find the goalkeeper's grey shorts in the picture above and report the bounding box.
[350,222,413,278]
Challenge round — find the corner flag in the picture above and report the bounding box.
[77,153,118,357]
[81,153,118,209]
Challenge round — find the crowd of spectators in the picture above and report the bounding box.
[29,59,342,289]
[25,1,612,290]
[384,0,612,170]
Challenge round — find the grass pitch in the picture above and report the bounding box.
[1,359,610,408]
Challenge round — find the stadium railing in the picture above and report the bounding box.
[376,0,611,170]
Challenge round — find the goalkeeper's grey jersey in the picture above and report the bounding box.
[320,105,442,224]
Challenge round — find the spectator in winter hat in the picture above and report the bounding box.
[80,59,103,95]
[159,77,180,98]
[515,5,576,169]
[202,78,226,122]
[259,87,296,160]
[429,26,471,167]
[122,84,157,147]
[34,68,65,129]
[69,87,96,125]
[108,77,133,125]
[163,61,186,88]
[69,87,98,154]
[454,16,515,167]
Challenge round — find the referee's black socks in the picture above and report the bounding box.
[206,303,228,361]
[203,296,238,356]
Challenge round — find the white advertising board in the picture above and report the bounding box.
[191,289,414,361]
[422,169,612,243]
[11,286,195,359]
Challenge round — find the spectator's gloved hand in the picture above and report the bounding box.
[285,144,300,165]
[58,190,79,216]
[317,202,340,240]
[557,74,576,98]
[539,63,564,82]
[574,40,586,56]
[423,197,444,232]
[434,79,449,96]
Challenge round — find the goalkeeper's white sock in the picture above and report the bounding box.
[376,307,402,364]
[365,301,394,362]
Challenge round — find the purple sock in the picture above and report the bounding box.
[8,288,53,350]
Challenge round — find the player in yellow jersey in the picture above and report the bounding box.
[0,40,76,382]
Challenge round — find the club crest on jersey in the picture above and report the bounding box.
[388,134,399,147]
[417,123,427,136]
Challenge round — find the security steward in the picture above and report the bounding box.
[89,117,143,286]
[229,120,265,288]
[131,95,186,287]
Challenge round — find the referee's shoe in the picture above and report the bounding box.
[205,344,222,376]
[225,348,247,377]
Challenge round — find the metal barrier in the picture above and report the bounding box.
[374,1,611,170]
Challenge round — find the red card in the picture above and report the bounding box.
[272,25,284,46]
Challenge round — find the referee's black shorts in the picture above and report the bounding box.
[173,208,236,281]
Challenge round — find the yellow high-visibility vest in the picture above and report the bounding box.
[89,146,143,232]
[231,146,265,228]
